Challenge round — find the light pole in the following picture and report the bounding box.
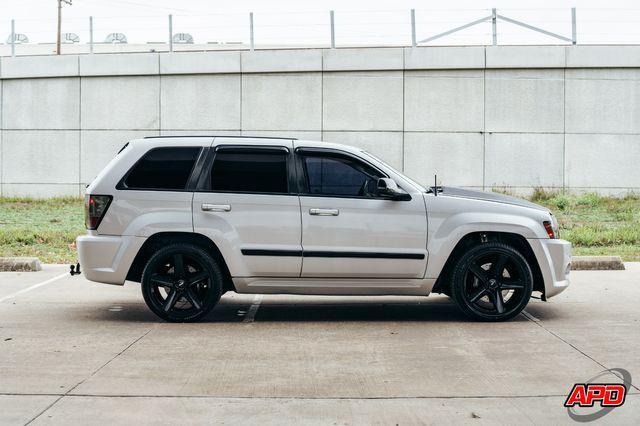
[56,0,72,55]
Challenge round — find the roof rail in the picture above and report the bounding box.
[144,135,298,140]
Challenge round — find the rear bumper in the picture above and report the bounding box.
[527,238,571,299]
[77,233,146,285]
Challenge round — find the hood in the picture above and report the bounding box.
[436,187,548,212]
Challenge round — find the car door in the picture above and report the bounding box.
[192,138,302,278]
[296,146,428,279]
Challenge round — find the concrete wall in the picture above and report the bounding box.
[1,45,640,197]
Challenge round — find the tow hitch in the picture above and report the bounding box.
[70,263,81,276]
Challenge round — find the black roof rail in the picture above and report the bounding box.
[144,135,298,140]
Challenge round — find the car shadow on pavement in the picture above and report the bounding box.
[520,301,563,322]
[79,296,544,324]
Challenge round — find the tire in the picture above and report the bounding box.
[141,243,223,322]
[450,242,533,322]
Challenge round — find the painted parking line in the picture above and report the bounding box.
[242,294,263,323]
[0,272,68,303]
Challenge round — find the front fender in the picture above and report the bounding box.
[425,196,549,279]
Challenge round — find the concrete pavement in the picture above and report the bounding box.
[0,264,638,424]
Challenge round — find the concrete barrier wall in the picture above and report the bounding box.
[1,45,640,197]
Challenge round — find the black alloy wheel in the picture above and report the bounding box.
[141,244,222,322]
[451,242,533,321]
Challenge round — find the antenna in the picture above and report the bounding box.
[434,174,438,196]
[428,174,442,196]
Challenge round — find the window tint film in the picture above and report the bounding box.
[302,154,382,197]
[124,147,200,190]
[211,151,288,193]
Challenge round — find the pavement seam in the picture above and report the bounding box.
[520,311,640,392]
[23,327,154,425]
[12,393,640,400]
[520,310,540,322]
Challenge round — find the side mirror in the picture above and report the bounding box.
[377,178,411,201]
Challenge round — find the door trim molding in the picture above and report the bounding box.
[241,249,425,260]
[241,249,302,257]
[304,251,425,260]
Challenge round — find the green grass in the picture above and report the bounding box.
[513,188,640,261]
[0,197,85,263]
[1,190,639,263]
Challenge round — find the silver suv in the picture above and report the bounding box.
[77,136,571,322]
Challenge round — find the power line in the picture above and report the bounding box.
[82,0,212,15]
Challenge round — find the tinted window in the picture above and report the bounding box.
[211,151,288,193]
[124,147,200,190]
[302,154,382,197]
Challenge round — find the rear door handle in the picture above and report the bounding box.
[201,203,231,212]
[309,208,339,216]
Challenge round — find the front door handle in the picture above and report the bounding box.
[201,203,231,212]
[309,208,339,216]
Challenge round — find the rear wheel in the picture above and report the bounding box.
[450,242,533,321]
[141,244,223,322]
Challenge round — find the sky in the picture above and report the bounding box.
[2,0,640,46]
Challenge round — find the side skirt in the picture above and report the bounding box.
[232,277,435,296]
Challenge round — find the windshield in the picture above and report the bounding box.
[360,150,427,192]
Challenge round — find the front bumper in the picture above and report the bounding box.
[527,238,571,299]
[76,233,146,285]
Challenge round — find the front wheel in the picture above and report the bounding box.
[141,244,223,322]
[450,242,533,321]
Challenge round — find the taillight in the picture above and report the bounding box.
[543,221,556,239]
[85,195,112,230]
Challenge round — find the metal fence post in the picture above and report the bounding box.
[89,16,94,53]
[330,10,335,48]
[249,12,254,51]
[571,7,577,45]
[411,9,416,47]
[491,8,497,45]
[11,19,15,56]
[168,14,173,52]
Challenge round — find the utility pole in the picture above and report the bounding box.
[56,0,72,55]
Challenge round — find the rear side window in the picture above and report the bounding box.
[211,150,288,193]
[123,147,200,190]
